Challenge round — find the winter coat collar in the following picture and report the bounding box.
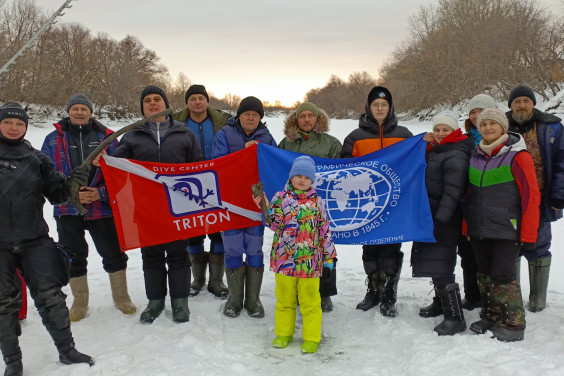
[283,107,330,141]
[54,117,112,136]
[477,132,526,157]
[506,108,562,134]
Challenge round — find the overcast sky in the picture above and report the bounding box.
[40,0,563,106]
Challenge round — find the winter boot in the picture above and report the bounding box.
[207,253,229,299]
[470,274,501,334]
[108,270,136,314]
[491,281,526,342]
[321,296,333,312]
[528,256,551,313]
[272,335,293,348]
[301,340,319,354]
[223,265,246,317]
[59,346,94,366]
[379,254,403,318]
[244,265,265,318]
[2,346,22,376]
[68,275,89,321]
[188,253,208,296]
[434,283,466,336]
[171,297,190,323]
[4,359,22,376]
[459,240,481,310]
[419,284,442,318]
[139,299,165,324]
[356,260,380,311]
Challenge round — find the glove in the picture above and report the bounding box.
[521,242,537,251]
[323,259,334,270]
[69,165,90,188]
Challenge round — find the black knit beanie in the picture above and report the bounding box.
[0,102,28,143]
[508,84,536,108]
[140,85,170,115]
[184,84,209,103]
[368,86,392,106]
[237,96,264,119]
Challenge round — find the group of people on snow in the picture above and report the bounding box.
[0,80,562,374]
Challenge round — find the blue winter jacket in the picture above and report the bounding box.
[507,109,564,222]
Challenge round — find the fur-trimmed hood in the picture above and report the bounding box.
[283,108,330,141]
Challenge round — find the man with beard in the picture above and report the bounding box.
[506,84,564,313]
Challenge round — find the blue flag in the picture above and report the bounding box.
[257,134,435,245]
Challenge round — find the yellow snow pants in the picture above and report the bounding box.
[274,273,321,342]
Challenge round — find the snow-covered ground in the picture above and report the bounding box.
[15,108,564,376]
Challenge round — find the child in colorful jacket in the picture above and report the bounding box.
[254,155,336,354]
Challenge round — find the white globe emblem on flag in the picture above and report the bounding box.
[315,166,392,231]
[156,171,221,217]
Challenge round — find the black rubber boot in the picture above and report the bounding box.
[59,347,94,366]
[244,265,265,318]
[419,284,442,318]
[207,253,229,299]
[321,296,333,312]
[223,265,245,317]
[4,359,23,376]
[357,260,379,311]
[171,298,190,323]
[434,283,466,336]
[139,299,165,324]
[528,257,551,313]
[188,253,208,296]
[379,254,403,318]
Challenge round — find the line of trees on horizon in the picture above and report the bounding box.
[0,0,563,121]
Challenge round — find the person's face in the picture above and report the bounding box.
[469,108,483,127]
[143,94,167,117]
[480,119,504,144]
[68,104,92,126]
[186,94,208,115]
[510,96,535,122]
[433,124,454,144]
[239,111,261,135]
[0,118,26,139]
[370,99,390,124]
[297,110,318,133]
[290,174,313,191]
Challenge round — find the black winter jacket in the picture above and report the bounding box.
[411,135,474,278]
[0,139,69,244]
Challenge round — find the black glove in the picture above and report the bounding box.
[521,242,537,251]
[69,165,90,188]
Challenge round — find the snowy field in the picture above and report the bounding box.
[15,107,564,376]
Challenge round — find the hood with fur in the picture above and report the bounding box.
[283,107,330,141]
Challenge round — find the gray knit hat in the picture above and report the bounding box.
[468,94,497,112]
[477,108,509,133]
[66,94,93,113]
[432,111,459,131]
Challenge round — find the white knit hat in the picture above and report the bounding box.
[468,94,497,112]
[432,111,459,131]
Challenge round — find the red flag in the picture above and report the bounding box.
[100,145,262,251]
